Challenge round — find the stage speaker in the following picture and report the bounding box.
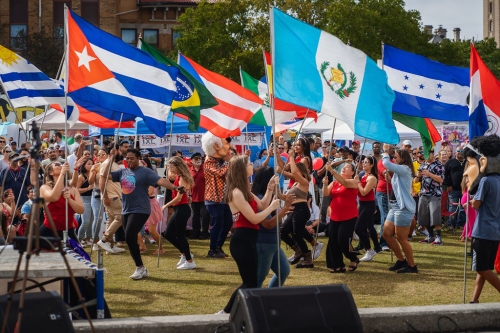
[230,284,362,333]
[0,291,74,333]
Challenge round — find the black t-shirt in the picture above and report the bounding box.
[444,159,466,191]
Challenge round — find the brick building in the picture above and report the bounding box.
[0,0,206,52]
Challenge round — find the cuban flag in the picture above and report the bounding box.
[65,8,179,136]
[383,45,469,121]
[272,8,398,144]
[469,44,500,139]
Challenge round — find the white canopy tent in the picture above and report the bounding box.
[22,108,89,131]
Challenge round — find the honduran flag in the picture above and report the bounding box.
[469,44,500,139]
[178,54,262,138]
[272,8,398,144]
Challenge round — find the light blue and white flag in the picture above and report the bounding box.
[272,8,398,144]
[0,44,66,108]
[383,45,469,121]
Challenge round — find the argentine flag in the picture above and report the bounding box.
[383,45,469,121]
[272,8,398,144]
[469,44,500,139]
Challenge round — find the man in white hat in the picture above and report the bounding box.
[402,140,413,152]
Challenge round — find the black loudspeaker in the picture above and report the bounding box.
[0,291,74,333]
[230,284,363,333]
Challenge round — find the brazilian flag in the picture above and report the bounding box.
[139,39,218,131]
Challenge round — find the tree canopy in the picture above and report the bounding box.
[174,0,500,81]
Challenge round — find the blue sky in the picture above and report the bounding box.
[404,0,483,41]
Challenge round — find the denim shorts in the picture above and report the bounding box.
[386,202,414,227]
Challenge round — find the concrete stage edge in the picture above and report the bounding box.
[73,302,500,333]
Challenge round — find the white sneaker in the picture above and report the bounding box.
[353,233,359,240]
[313,242,324,260]
[420,229,430,237]
[177,261,196,270]
[177,253,194,267]
[129,266,148,280]
[80,240,90,247]
[381,245,390,252]
[287,253,295,262]
[317,232,326,237]
[412,230,417,237]
[92,244,99,251]
[359,249,377,262]
[111,246,126,253]
[148,236,156,244]
[97,240,114,253]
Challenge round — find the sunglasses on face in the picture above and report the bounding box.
[53,163,62,167]
[0,141,5,143]
[5,150,11,153]
[278,147,285,150]
[456,150,464,153]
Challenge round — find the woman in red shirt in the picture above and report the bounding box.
[323,162,359,273]
[162,157,196,270]
[217,155,279,314]
[357,156,381,262]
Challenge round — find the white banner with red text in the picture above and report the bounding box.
[140,132,263,148]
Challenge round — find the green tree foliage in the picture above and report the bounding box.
[11,27,64,79]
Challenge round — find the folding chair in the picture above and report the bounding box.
[441,191,460,234]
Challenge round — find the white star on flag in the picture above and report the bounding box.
[75,46,96,72]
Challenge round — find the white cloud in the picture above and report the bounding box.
[404,0,482,41]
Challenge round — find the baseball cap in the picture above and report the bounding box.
[8,151,19,159]
[338,145,349,152]
[191,152,202,159]
[323,139,330,143]
[403,140,412,147]
[140,149,150,155]
[353,140,360,145]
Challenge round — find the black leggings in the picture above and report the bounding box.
[326,217,358,270]
[39,225,78,242]
[224,227,259,313]
[355,200,379,250]
[164,204,192,260]
[280,202,310,254]
[123,213,150,267]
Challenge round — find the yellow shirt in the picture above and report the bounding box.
[412,160,422,194]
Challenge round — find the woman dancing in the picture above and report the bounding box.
[323,162,359,273]
[162,156,196,270]
[217,155,279,314]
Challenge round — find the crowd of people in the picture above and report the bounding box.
[0,130,499,307]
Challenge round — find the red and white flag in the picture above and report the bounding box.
[178,54,262,138]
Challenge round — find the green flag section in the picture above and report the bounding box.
[240,68,316,126]
[139,39,218,131]
[393,112,442,158]
[240,69,268,126]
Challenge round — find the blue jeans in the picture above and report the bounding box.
[256,242,290,288]
[91,195,103,240]
[78,196,94,240]
[206,203,233,251]
[448,190,465,228]
[375,192,389,247]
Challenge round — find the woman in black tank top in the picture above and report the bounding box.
[76,158,98,246]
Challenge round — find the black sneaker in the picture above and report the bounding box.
[199,233,209,240]
[397,265,418,273]
[207,250,225,258]
[189,233,200,240]
[388,259,408,271]
[374,246,383,253]
[217,247,229,258]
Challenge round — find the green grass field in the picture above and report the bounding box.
[90,230,499,317]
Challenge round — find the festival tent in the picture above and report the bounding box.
[88,112,268,136]
[22,108,89,131]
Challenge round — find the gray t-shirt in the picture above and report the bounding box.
[111,166,160,215]
[473,175,500,241]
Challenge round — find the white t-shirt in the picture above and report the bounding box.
[308,203,320,223]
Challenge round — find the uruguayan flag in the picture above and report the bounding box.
[383,45,469,121]
[0,44,66,108]
[272,8,398,144]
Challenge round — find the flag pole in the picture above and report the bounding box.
[463,196,470,303]
[63,5,70,244]
[158,112,174,268]
[238,65,251,154]
[313,117,336,263]
[268,7,282,287]
[0,79,28,139]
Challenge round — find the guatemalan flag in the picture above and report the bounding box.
[383,45,469,121]
[469,44,500,139]
[65,8,179,136]
[271,8,398,144]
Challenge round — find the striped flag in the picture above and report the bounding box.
[178,54,262,138]
[393,112,441,158]
[66,8,179,136]
[0,44,66,108]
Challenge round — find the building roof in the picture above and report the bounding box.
[138,0,218,4]
[429,34,443,44]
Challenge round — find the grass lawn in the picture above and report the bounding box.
[90,230,500,317]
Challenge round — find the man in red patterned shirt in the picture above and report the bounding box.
[201,132,232,258]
